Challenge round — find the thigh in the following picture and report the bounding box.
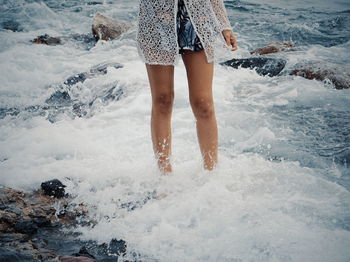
[145,64,175,99]
[181,50,214,100]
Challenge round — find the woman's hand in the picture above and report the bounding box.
[222,29,238,51]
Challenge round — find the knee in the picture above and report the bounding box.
[153,92,174,115]
[190,97,215,120]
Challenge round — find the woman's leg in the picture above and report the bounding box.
[181,49,218,170]
[145,64,174,174]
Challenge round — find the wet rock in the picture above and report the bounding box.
[32,34,62,45]
[29,214,52,227]
[14,219,39,235]
[109,238,127,256]
[220,57,286,77]
[72,246,96,259]
[57,246,97,262]
[0,185,92,261]
[250,41,295,55]
[0,185,128,261]
[36,248,58,261]
[64,73,88,86]
[31,32,96,50]
[72,103,88,117]
[0,184,87,233]
[58,255,96,262]
[46,91,72,106]
[70,33,96,43]
[87,1,103,5]
[0,186,25,206]
[290,63,350,89]
[59,62,125,116]
[0,210,18,232]
[90,62,123,74]
[120,191,156,212]
[1,239,57,261]
[92,13,132,41]
[0,233,28,242]
[1,62,124,122]
[41,179,67,198]
[3,206,22,215]
[69,33,97,50]
[101,85,124,104]
[63,62,123,87]
[0,247,33,262]
[0,107,20,119]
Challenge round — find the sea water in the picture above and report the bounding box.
[0,0,349,261]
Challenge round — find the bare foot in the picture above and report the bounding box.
[158,160,172,174]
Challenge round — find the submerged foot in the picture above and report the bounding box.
[159,162,172,175]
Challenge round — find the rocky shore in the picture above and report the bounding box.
[28,13,349,90]
[0,179,126,262]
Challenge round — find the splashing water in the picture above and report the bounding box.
[1,0,350,261]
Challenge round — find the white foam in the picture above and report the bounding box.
[1,0,350,261]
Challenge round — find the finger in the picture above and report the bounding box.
[225,36,231,47]
[231,39,238,51]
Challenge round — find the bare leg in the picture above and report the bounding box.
[181,50,218,170]
[145,64,174,174]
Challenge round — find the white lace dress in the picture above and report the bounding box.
[136,0,233,65]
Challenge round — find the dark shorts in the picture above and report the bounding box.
[176,0,204,54]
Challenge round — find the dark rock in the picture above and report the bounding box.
[0,239,57,261]
[0,209,18,223]
[87,1,103,5]
[92,13,132,41]
[0,248,33,262]
[58,255,96,262]
[41,179,67,198]
[0,186,25,202]
[3,206,22,215]
[0,210,18,232]
[0,61,123,121]
[0,107,20,119]
[290,63,350,89]
[102,86,124,103]
[29,214,52,227]
[72,246,96,259]
[70,33,96,43]
[0,186,128,262]
[220,57,286,77]
[72,103,88,117]
[108,238,127,256]
[250,41,296,55]
[89,62,123,74]
[35,248,57,261]
[70,33,97,50]
[32,34,62,45]
[120,191,156,212]
[0,186,92,261]
[63,62,123,87]
[14,220,39,235]
[64,73,88,86]
[0,233,28,242]
[24,104,42,113]
[46,91,72,106]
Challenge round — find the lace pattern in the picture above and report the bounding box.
[136,0,233,65]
